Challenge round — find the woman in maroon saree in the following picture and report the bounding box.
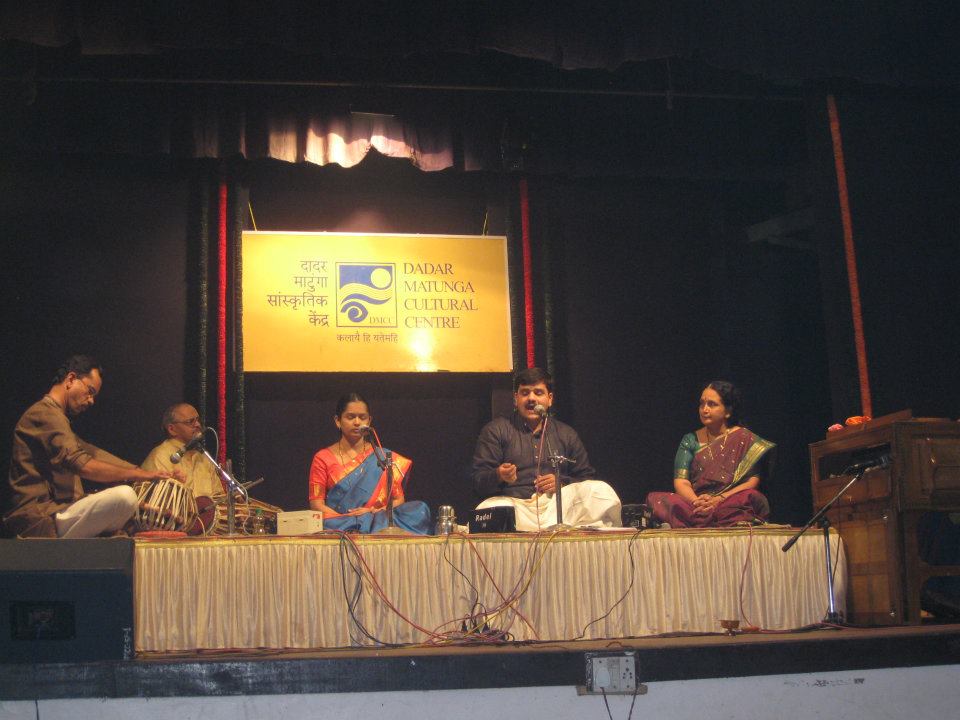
[647,381,775,528]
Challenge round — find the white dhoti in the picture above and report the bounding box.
[476,479,622,531]
[54,485,138,538]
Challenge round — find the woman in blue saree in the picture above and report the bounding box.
[308,393,432,534]
[647,381,775,528]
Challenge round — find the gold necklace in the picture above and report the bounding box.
[337,439,365,467]
[705,428,729,443]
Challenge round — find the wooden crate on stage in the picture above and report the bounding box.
[809,411,960,625]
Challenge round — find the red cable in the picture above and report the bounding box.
[435,533,541,640]
[217,178,228,463]
[519,178,535,367]
[340,528,541,643]
[738,526,760,631]
[338,532,448,641]
[827,95,873,418]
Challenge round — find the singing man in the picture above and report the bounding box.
[471,367,622,530]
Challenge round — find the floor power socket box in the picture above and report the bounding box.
[578,651,645,696]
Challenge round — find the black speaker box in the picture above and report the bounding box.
[0,538,134,663]
[470,506,516,533]
[621,503,656,529]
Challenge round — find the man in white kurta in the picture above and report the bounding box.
[471,368,621,531]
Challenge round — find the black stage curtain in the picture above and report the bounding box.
[2,1,957,84]
[0,80,807,184]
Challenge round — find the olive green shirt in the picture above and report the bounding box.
[3,395,131,537]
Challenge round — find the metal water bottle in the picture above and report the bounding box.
[436,505,456,534]
[250,508,268,535]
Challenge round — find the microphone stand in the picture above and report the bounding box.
[190,429,248,536]
[545,455,575,531]
[541,413,573,531]
[782,466,874,624]
[369,429,410,536]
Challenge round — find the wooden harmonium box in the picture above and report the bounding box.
[809,411,960,625]
[810,411,960,512]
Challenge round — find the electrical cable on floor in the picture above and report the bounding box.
[430,530,544,643]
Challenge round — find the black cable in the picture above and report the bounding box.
[575,527,643,640]
[336,532,400,647]
[626,680,640,720]
[439,533,486,635]
[601,688,613,720]
[336,532,367,645]
[445,532,531,642]
[600,668,640,720]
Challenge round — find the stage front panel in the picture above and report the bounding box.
[134,529,845,652]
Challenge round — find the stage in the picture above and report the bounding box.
[1,623,958,703]
[132,526,845,653]
[3,530,960,718]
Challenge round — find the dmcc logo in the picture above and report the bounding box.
[336,263,397,327]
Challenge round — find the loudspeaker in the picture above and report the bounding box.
[621,504,656,529]
[0,538,134,663]
[470,506,516,533]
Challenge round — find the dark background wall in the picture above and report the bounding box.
[0,156,190,467]
[2,89,958,528]
[805,92,960,424]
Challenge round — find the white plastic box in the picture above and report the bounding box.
[276,510,324,535]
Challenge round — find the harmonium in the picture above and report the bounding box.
[809,410,960,625]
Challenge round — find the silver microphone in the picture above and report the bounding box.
[533,404,548,418]
[170,431,205,464]
[357,425,373,435]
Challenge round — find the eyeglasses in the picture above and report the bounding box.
[76,378,98,399]
[172,416,202,426]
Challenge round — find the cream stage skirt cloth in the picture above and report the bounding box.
[134,527,845,653]
[475,479,622,530]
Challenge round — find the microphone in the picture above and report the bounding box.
[357,425,373,435]
[843,453,891,474]
[170,431,205,464]
[533,404,548,418]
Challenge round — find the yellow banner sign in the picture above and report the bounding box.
[242,232,513,372]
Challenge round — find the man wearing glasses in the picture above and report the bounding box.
[141,404,222,500]
[2,355,173,538]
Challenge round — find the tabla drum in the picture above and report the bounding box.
[187,495,217,536]
[207,495,282,535]
[133,477,198,534]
